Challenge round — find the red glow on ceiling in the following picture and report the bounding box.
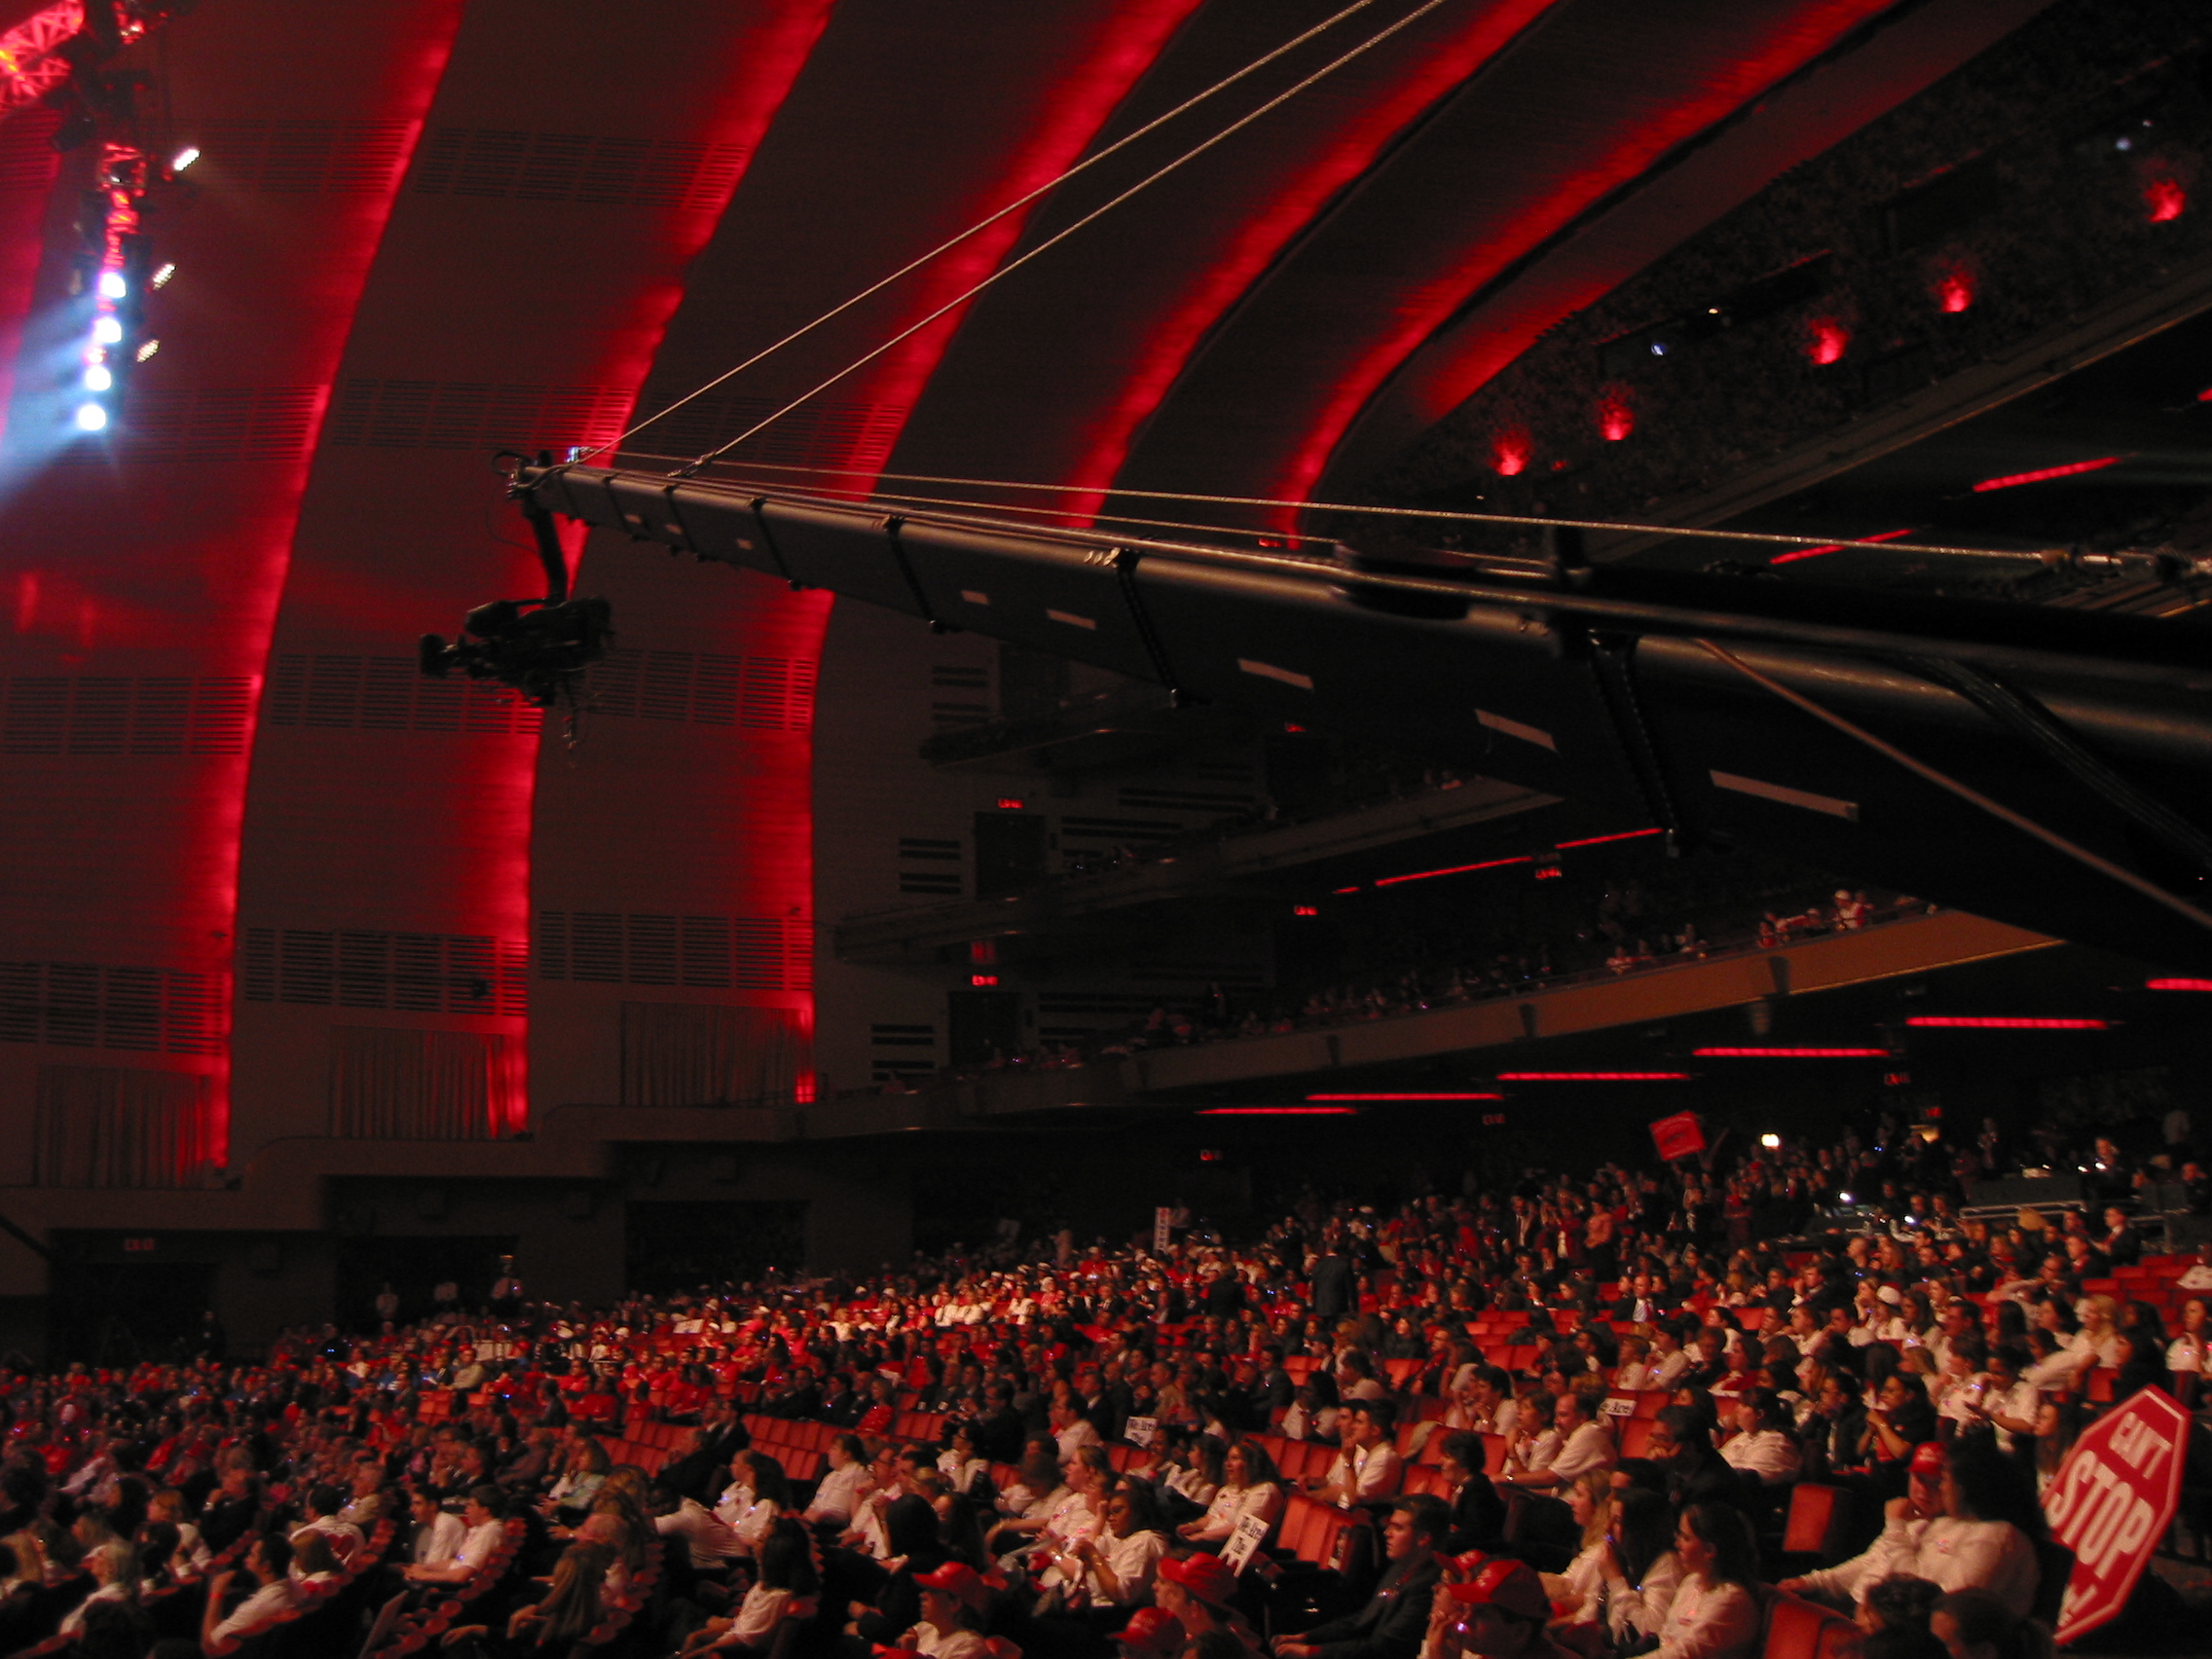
[1554,828,1664,850]
[1806,318,1849,365]
[1769,526,1913,566]
[1331,885,1361,895]
[1292,905,1318,916]
[1265,0,1902,528]
[1199,1106,1358,1116]
[1596,387,1633,442]
[2146,177,2187,222]
[0,2,84,119]
[1692,1047,1891,1057]
[1904,1016,2109,1030]
[1375,854,1531,888]
[1934,269,1973,313]
[1492,427,1530,476]
[1970,456,2122,493]
[1056,0,1557,525]
[1496,1072,1691,1081]
[1306,1091,1503,1101]
[2148,977,2212,991]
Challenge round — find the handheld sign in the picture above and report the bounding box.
[1649,1112,1705,1161]
[1223,1512,1272,1575]
[2043,1385,2189,1645]
[1123,1416,1158,1450]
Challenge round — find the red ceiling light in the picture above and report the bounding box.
[1596,388,1634,442]
[1554,828,1664,850]
[1493,427,1530,477]
[1200,1106,1357,1116]
[2146,177,2187,223]
[1904,1016,2108,1030]
[1770,527,1913,567]
[1375,854,1531,888]
[1806,318,1850,366]
[1692,1047,1891,1057]
[1934,268,1973,313]
[1971,457,2123,493]
[1503,1070,1689,1084]
[2147,977,2212,991]
[1292,904,1318,916]
[1306,1091,1503,1101]
[1331,884,1361,895]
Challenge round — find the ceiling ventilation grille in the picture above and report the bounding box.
[263,654,538,735]
[323,379,631,452]
[53,387,325,463]
[0,962,223,1054]
[536,911,810,992]
[627,391,907,472]
[411,129,748,210]
[197,119,415,191]
[1,676,251,755]
[580,649,814,731]
[0,112,58,191]
[240,928,527,1017]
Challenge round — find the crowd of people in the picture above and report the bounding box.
[0,1098,2198,1659]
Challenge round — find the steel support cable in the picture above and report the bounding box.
[608,451,2067,565]
[1694,639,2212,935]
[679,0,1459,474]
[585,0,1401,461]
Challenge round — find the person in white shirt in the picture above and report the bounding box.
[405,1486,507,1585]
[657,1482,745,1570]
[1505,1390,1613,1492]
[1306,1401,1403,1508]
[1178,1440,1285,1545]
[202,1533,305,1657]
[407,1488,466,1569]
[56,1542,135,1639]
[1052,1484,1170,1607]
[809,1433,875,1526]
[1647,1327,1693,1391]
[1654,1502,1762,1659]
[1716,1389,1801,1488]
[1051,1401,1102,1463]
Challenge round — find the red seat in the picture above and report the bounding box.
[1760,1591,1861,1659]
[1783,1484,1849,1560]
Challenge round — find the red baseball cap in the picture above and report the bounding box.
[1119,1608,1188,1656]
[915,1562,987,1610]
[1909,1441,1948,1478]
[1159,1552,1238,1606]
[1448,1560,1551,1623]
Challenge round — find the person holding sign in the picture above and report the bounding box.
[1180,1441,1285,1548]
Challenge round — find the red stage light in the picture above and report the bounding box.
[1935,270,1973,313]
[1553,828,1664,850]
[1292,905,1318,916]
[1331,885,1360,895]
[1493,428,1530,477]
[1306,1091,1504,1101]
[2147,177,2187,222]
[2147,977,2212,991]
[1375,855,1532,888]
[1692,1047,1891,1057]
[1971,457,2122,493]
[970,974,998,986]
[1904,1016,2108,1030]
[1806,319,1849,365]
[1770,527,1913,567]
[1596,389,1634,442]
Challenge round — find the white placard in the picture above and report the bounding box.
[1123,1416,1158,1449]
[1600,1395,1637,1418]
[1223,1512,1272,1575]
[1154,1206,1173,1254]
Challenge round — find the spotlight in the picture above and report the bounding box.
[151,264,174,288]
[1759,1133,1781,1149]
[75,402,108,431]
[96,271,126,300]
[135,339,159,362]
[92,316,122,345]
[169,146,200,172]
[83,365,112,392]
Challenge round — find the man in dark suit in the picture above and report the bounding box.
[1310,1235,1355,1324]
[1270,1494,1448,1659]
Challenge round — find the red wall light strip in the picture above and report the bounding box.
[1904,1016,2109,1030]
[1375,855,1532,887]
[1306,1091,1504,1101]
[2147,977,2212,991]
[1198,1106,1358,1116]
[1495,1071,1691,1081]
[1970,457,2122,493]
[1553,828,1664,849]
[1692,1047,1890,1057]
[1769,527,1913,567]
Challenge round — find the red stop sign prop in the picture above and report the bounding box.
[2042,1385,2189,1644]
[1649,1112,1706,1161]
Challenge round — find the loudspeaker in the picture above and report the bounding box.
[1968,1173,2082,1208]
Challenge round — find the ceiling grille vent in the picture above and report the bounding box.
[579,649,813,731]
[197,118,415,191]
[0,962,223,1054]
[0,676,251,756]
[323,379,631,452]
[53,387,324,463]
[240,928,527,1017]
[625,390,906,473]
[412,129,748,210]
[537,911,810,992]
[263,654,538,735]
